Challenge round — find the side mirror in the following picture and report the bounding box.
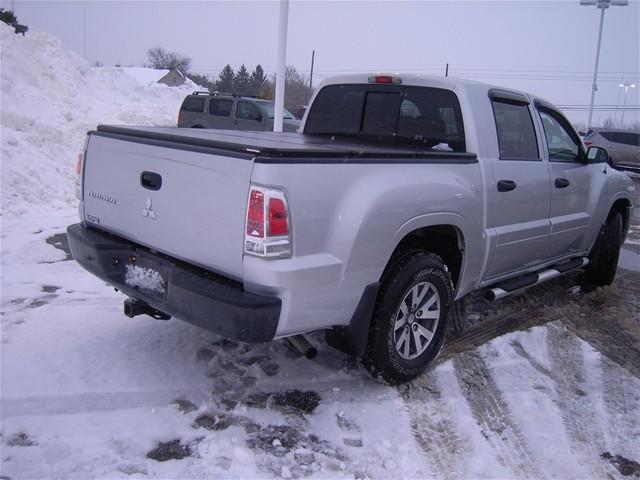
[586,146,609,164]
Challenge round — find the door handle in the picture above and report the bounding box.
[555,178,570,189]
[140,171,162,191]
[497,180,517,192]
[233,120,239,125]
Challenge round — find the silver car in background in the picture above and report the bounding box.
[584,128,640,172]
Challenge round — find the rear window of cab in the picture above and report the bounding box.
[304,84,466,152]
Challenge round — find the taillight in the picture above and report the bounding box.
[76,152,83,175]
[244,186,291,258]
[246,190,265,237]
[583,140,592,146]
[268,197,288,236]
[75,147,86,201]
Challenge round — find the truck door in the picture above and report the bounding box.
[535,103,593,258]
[485,91,551,279]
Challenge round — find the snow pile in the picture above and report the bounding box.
[116,67,171,86]
[0,23,197,215]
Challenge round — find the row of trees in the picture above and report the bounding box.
[145,47,313,106]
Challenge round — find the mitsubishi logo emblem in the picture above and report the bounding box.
[142,197,157,219]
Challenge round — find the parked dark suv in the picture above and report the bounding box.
[178,92,300,132]
[584,128,640,172]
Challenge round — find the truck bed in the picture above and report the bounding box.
[94,125,478,163]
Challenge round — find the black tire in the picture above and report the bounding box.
[585,213,622,286]
[364,252,454,383]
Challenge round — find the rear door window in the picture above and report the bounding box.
[491,100,539,160]
[209,98,233,117]
[181,96,205,112]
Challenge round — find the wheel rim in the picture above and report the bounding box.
[393,281,441,360]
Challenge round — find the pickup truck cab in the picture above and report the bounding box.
[69,73,634,382]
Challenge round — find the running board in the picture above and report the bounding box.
[485,257,589,301]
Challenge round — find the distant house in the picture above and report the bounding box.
[158,69,186,87]
[118,67,187,87]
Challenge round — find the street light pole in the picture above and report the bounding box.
[619,81,636,126]
[580,0,628,128]
[274,0,289,133]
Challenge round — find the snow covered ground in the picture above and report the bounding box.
[2,23,640,479]
[2,209,639,479]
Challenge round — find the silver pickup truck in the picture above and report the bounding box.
[68,74,634,382]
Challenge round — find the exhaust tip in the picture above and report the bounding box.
[484,290,497,302]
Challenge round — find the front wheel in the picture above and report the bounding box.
[364,253,454,383]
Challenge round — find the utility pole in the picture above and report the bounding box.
[580,0,628,128]
[83,7,87,60]
[445,63,449,77]
[274,0,289,133]
[309,50,315,96]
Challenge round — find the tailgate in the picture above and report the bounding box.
[82,130,254,280]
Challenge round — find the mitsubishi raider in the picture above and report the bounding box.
[68,74,634,382]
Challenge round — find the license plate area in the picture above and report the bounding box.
[123,253,168,300]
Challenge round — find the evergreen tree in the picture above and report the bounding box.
[234,64,250,94]
[249,65,268,96]
[0,9,28,35]
[216,64,235,93]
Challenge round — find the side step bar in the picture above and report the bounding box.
[485,257,589,301]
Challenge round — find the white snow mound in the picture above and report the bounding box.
[0,23,197,215]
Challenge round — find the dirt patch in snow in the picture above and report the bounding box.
[146,439,192,462]
[601,452,640,477]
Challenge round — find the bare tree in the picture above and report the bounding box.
[602,117,616,129]
[146,46,191,72]
[263,66,312,107]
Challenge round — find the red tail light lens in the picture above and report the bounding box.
[246,189,265,237]
[268,197,288,236]
[76,152,83,175]
[583,140,592,146]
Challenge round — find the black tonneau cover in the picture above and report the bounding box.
[93,125,477,164]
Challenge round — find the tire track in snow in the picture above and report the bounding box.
[402,373,466,480]
[453,351,542,479]
[598,351,640,462]
[545,322,610,476]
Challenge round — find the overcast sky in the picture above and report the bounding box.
[6,0,640,126]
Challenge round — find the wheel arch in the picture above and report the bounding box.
[382,217,467,292]
[607,196,632,242]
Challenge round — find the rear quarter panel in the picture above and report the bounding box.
[245,160,484,335]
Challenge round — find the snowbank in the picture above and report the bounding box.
[0,23,196,215]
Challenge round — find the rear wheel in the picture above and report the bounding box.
[585,213,622,286]
[365,253,453,383]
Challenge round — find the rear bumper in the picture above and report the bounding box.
[67,223,281,342]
